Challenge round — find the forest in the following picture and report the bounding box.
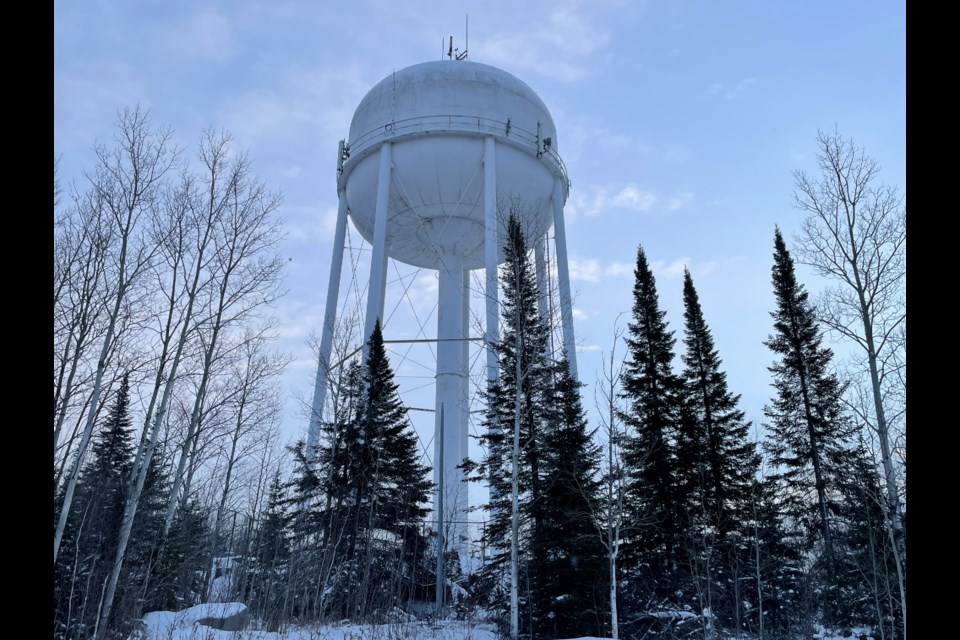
[54,109,905,640]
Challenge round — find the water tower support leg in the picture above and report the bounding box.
[364,142,392,351]
[484,136,499,387]
[534,237,549,322]
[460,267,470,474]
[460,267,471,562]
[306,189,349,462]
[552,176,578,380]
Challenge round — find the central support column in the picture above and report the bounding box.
[435,254,467,558]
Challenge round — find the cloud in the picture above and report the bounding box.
[569,257,602,282]
[604,261,634,277]
[572,308,589,320]
[666,192,695,211]
[650,258,690,279]
[472,1,612,81]
[217,61,372,151]
[568,257,635,282]
[646,258,728,280]
[567,183,658,218]
[281,204,342,245]
[162,10,240,63]
[707,77,758,101]
[611,185,657,210]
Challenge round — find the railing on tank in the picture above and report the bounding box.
[345,113,569,190]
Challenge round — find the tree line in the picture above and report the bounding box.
[54,113,904,640]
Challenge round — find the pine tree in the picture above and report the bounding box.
[746,476,812,638]
[675,269,761,630]
[828,442,901,636]
[533,359,609,638]
[472,214,607,639]
[246,469,290,630]
[618,245,686,611]
[471,214,554,636]
[54,374,136,640]
[763,228,856,626]
[304,321,433,621]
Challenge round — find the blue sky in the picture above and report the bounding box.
[54,0,906,474]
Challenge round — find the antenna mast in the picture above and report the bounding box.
[444,17,469,61]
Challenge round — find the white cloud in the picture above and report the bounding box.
[577,344,603,352]
[568,257,602,282]
[572,308,589,320]
[473,1,612,81]
[217,61,371,151]
[567,183,658,218]
[645,258,729,280]
[707,77,758,101]
[666,192,695,211]
[283,204,339,243]
[568,257,635,282]
[611,185,657,210]
[604,261,634,277]
[651,258,690,279]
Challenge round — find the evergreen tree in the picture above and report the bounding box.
[472,214,606,639]
[675,268,761,630]
[245,469,290,630]
[119,451,170,619]
[827,441,902,638]
[54,374,136,640]
[763,228,856,626]
[533,359,609,638]
[301,321,433,621]
[745,476,812,638]
[617,246,687,611]
[472,214,555,637]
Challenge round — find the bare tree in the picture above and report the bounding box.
[54,107,178,563]
[54,188,111,470]
[791,129,906,633]
[592,320,628,640]
[93,128,283,638]
[202,328,288,602]
[163,134,285,534]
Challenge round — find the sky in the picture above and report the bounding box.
[54,0,906,507]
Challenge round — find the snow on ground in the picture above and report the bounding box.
[132,604,498,640]
[132,602,879,640]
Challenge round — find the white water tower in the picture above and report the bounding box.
[307,59,577,553]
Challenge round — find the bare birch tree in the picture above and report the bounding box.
[54,107,178,563]
[162,134,285,534]
[791,129,906,634]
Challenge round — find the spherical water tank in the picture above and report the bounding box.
[339,60,567,270]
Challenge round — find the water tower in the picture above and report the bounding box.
[307,58,577,553]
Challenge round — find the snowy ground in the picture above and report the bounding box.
[132,604,498,640]
[130,602,878,640]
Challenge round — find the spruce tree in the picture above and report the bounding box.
[472,213,555,637]
[470,214,610,639]
[305,321,433,621]
[746,476,812,637]
[246,469,290,630]
[828,442,900,636]
[534,359,609,638]
[763,228,855,626]
[54,374,136,640]
[618,245,686,610]
[676,269,761,629]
